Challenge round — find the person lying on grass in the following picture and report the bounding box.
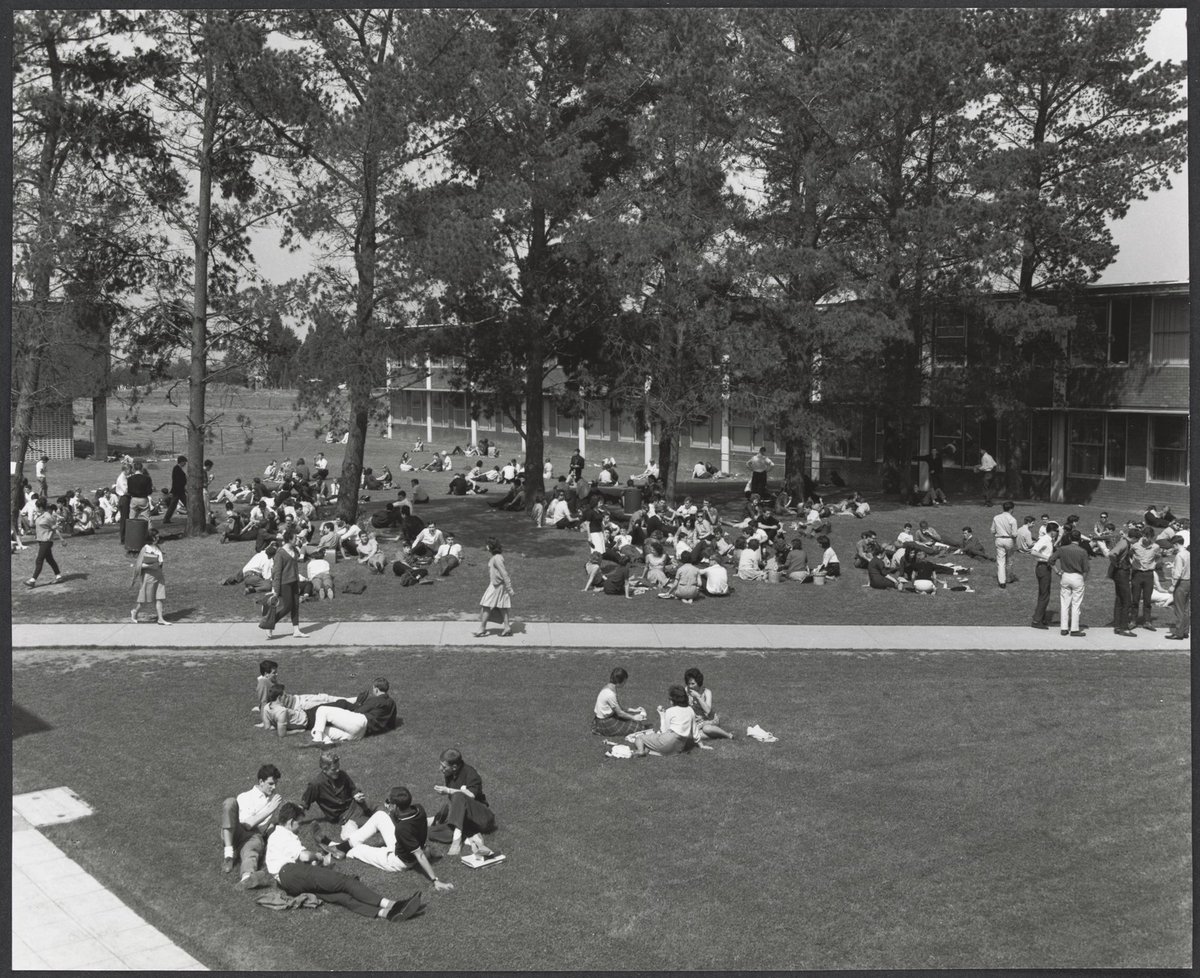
[300,751,374,846]
[324,786,456,890]
[221,764,283,882]
[262,684,352,737]
[308,677,399,745]
[632,685,697,757]
[265,803,426,921]
[428,749,497,857]
[593,666,651,736]
[684,667,734,740]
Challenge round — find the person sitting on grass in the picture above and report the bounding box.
[430,533,463,577]
[73,502,97,536]
[953,526,991,561]
[698,559,731,596]
[309,678,399,745]
[640,540,671,588]
[221,764,283,882]
[684,667,734,740]
[265,802,426,920]
[428,749,497,857]
[815,535,841,578]
[737,537,767,582]
[326,786,457,889]
[409,521,445,560]
[241,544,277,595]
[866,544,903,590]
[632,685,697,757]
[300,751,373,846]
[599,553,636,598]
[355,530,382,570]
[592,667,651,736]
[782,537,811,581]
[410,478,430,503]
[659,552,702,603]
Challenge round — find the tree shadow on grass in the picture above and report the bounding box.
[163,607,197,622]
[12,702,53,739]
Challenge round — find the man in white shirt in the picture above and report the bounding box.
[632,460,659,487]
[431,533,463,577]
[501,460,518,483]
[220,764,283,881]
[1029,521,1058,629]
[546,493,578,529]
[698,561,730,596]
[543,459,553,480]
[409,522,445,559]
[747,446,774,498]
[990,500,1020,588]
[975,449,998,506]
[242,545,276,594]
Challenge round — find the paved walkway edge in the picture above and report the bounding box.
[12,815,207,970]
[10,621,1189,652]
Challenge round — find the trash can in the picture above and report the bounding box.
[124,517,149,553]
[622,487,642,513]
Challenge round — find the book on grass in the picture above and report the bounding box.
[461,852,506,869]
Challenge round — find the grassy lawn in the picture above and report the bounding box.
[12,445,1133,628]
[11,645,1191,970]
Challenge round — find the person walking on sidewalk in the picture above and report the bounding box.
[1166,536,1190,640]
[1048,529,1090,637]
[130,528,171,624]
[1029,521,1058,629]
[991,500,1020,589]
[24,497,63,589]
[475,537,514,637]
[271,528,304,639]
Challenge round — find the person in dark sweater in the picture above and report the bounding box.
[309,678,399,745]
[300,751,373,845]
[126,460,155,522]
[428,749,497,857]
[162,455,188,524]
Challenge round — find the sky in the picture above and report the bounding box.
[249,7,1189,295]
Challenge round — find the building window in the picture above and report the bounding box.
[873,415,889,463]
[616,405,643,442]
[583,403,608,437]
[825,411,864,460]
[1068,412,1127,479]
[1148,415,1189,484]
[689,415,718,449]
[933,315,967,367]
[931,409,963,460]
[1107,298,1131,365]
[553,406,575,438]
[1150,297,1188,364]
[1024,413,1051,473]
[729,412,758,452]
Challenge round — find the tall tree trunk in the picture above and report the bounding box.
[338,138,379,525]
[1003,410,1025,499]
[522,363,546,506]
[657,428,678,504]
[92,394,108,459]
[186,29,216,536]
[783,432,804,487]
[521,204,548,510]
[12,25,64,522]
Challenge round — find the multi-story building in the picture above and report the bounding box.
[385,279,1188,513]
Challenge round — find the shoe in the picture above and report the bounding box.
[1142,624,1157,632]
[1070,631,1086,637]
[222,856,235,873]
[1031,622,1048,630]
[292,628,303,638]
[54,575,63,583]
[388,892,425,921]
[1165,634,1188,640]
[1008,576,1018,584]
[1060,630,1069,636]
[1115,630,1139,637]
[321,840,349,859]
[998,583,1006,589]
[24,579,35,588]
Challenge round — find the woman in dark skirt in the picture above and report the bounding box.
[592,667,651,736]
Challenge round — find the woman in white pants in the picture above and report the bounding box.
[1049,531,1091,636]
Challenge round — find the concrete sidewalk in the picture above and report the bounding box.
[10,620,1188,651]
[12,812,206,971]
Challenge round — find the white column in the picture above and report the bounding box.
[384,359,393,438]
[520,402,527,452]
[1049,411,1067,503]
[424,357,433,444]
[578,416,586,458]
[917,416,931,491]
[644,421,652,466]
[809,443,821,483]
[719,404,730,474]
[470,417,478,449]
